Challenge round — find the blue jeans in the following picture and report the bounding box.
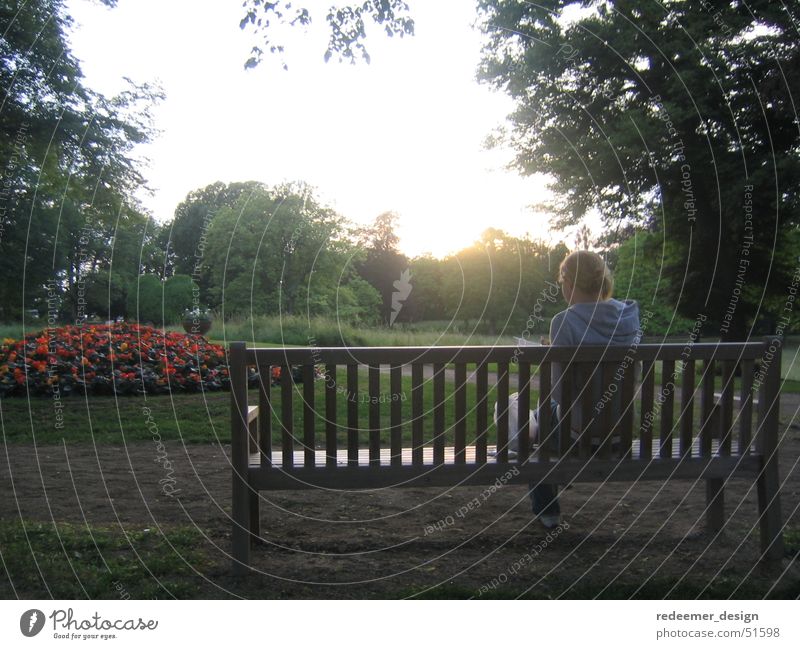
[529,400,561,516]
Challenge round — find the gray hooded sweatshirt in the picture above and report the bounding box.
[549,298,641,436]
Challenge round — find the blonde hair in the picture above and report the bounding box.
[560,250,613,300]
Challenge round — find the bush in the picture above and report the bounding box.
[126,274,163,324]
[163,274,198,324]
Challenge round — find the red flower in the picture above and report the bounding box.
[0,322,231,397]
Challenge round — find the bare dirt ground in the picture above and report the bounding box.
[2,396,799,599]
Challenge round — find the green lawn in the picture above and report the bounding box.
[1,518,797,599]
[0,373,504,447]
[0,519,211,599]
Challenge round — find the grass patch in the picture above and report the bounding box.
[0,390,233,444]
[0,519,212,598]
[211,315,519,347]
[0,373,505,447]
[784,527,800,558]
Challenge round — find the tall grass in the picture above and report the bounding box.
[210,315,520,347]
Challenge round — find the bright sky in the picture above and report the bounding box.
[65,0,558,258]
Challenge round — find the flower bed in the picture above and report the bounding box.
[0,323,231,397]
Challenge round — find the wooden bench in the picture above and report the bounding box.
[228,339,785,574]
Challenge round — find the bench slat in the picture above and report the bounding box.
[257,361,272,467]
[475,361,489,465]
[412,363,424,466]
[619,359,635,460]
[739,359,754,455]
[680,360,695,457]
[700,359,716,458]
[454,363,467,464]
[720,360,735,456]
[517,362,531,462]
[578,363,594,460]
[248,342,766,366]
[559,364,574,457]
[249,452,760,491]
[433,362,445,465]
[639,359,655,460]
[538,362,551,463]
[660,360,675,458]
[369,365,381,467]
[496,362,509,463]
[598,362,615,460]
[325,364,337,468]
[251,438,748,468]
[347,364,359,467]
[280,365,294,469]
[303,364,315,468]
[391,364,403,467]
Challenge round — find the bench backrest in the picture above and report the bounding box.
[228,339,782,469]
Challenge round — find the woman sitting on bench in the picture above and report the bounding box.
[529,249,640,529]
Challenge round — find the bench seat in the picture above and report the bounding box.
[247,439,748,468]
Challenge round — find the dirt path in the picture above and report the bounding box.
[2,397,799,598]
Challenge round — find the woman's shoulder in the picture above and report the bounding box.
[549,308,575,344]
[550,307,571,328]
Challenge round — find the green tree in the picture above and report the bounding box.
[163,275,198,324]
[0,0,161,321]
[611,231,695,337]
[477,0,800,339]
[60,206,165,321]
[167,181,264,281]
[405,255,445,322]
[438,230,566,334]
[124,272,196,326]
[204,182,376,321]
[356,212,409,325]
[127,274,163,325]
[81,269,129,321]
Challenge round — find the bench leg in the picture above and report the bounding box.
[757,458,784,564]
[250,489,261,540]
[705,478,724,536]
[231,469,251,575]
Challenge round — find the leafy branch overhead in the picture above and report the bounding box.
[239,0,415,69]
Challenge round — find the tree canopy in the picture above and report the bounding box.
[477,0,800,338]
[0,0,163,321]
